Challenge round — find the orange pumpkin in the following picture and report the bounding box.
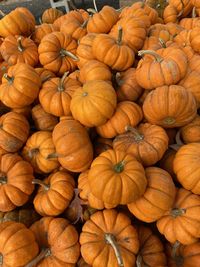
[93,137,113,157]
[88,149,147,205]
[80,209,139,267]
[32,23,58,45]
[35,67,56,83]
[42,7,63,24]
[180,115,200,143]
[163,5,180,24]
[0,153,34,212]
[128,167,176,222]
[190,27,200,54]
[168,0,193,17]
[158,149,176,179]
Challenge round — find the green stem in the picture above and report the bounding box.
[117,26,123,46]
[93,0,98,12]
[60,49,79,61]
[46,152,59,159]
[0,172,7,185]
[3,74,14,84]
[28,148,39,159]
[172,241,184,266]
[105,233,124,267]
[138,50,163,63]
[25,248,51,267]
[171,208,186,218]
[0,253,3,265]
[125,126,144,142]
[159,38,166,48]
[113,161,125,173]
[81,19,88,28]
[32,179,49,191]
[58,72,69,91]
[0,10,5,17]
[17,36,24,52]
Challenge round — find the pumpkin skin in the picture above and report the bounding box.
[136,48,188,90]
[1,35,38,67]
[158,149,176,179]
[0,221,39,267]
[70,80,117,127]
[79,60,112,84]
[163,5,180,24]
[128,167,176,223]
[0,8,35,38]
[109,16,147,53]
[113,123,169,167]
[78,258,91,267]
[168,0,193,17]
[142,36,163,51]
[92,31,135,71]
[22,131,59,174]
[33,171,75,216]
[38,31,78,75]
[96,101,143,138]
[143,85,197,128]
[190,27,200,54]
[31,104,58,131]
[0,153,34,212]
[32,23,58,45]
[80,209,139,267]
[42,7,63,24]
[0,63,41,108]
[30,217,80,266]
[180,116,200,143]
[93,137,113,157]
[52,118,93,172]
[173,143,200,194]
[157,188,200,245]
[11,105,31,119]
[88,149,147,206]
[137,225,167,267]
[180,17,200,30]
[115,68,143,102]
[189,54,200,74]
[39,72,81,117]
[76,33,97,68]
[87,5,119,34]
[35,67,56,83]
[0,111,29,153]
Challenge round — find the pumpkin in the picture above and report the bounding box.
[35,67,56,83]
[114,68,143,102]
[173,143,200,194]
[158,149,176,179]
[39,72,81,117]
[38,31,78,75]
[88,149,147,205]
[30,217,80,266]
[179,16,200,30]
[76,33,97,68]
[173,30,194,60]
[87,5,119,33]
[0,111,29,153]
[60,17,88,41]
[157,188,200,244]
[113,123,169,166]
[31,104,58,131]
[79,60,112,84]
[78,258,91,267]
[128,167,176,222]
[22,131,59,174]
[0,153,34,212]
[0,221,39,267]
[92,28,135,71]
[42,7,63,24]
[32,23,58,45]
[143,85,197,128]
[0,7,35,37]
[136,225,167,267]
[180,116,200,143]
[33,171,75,216]
[109,16,147,53]
[142,36,164,51]
[96,101,143,138]
[190,27,200,54]
[189,54,200,73]
[11,105,31,119]
[80,209,139,267]
[136,48,188,90]
[93,137,113,157]
[163,5,180,24]
[145,0,168,18]
[148,24,173,43]
[0,61,9,81]
[168,0,193,17]
[52,118,93,172]
[0,63,41,108]
[70,80,117,127]
[0,35,38,67]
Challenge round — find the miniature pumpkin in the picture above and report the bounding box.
[88,149,147,205]
[190,27,200,54]
[158,149,176,179]
[42,7,63,24]
[0,111,29,153]
[52,118,93,172]
[113,123,169,166]
[163,5,180,24]
[180,116,200,143]
[0,63,41,108]
[0,153,34,212]
[96,101,143,138]
[80,209,139,267]
[35,67,56,83]
[0,221,39,266]
[128,167,176,222]
[11,105,31,119]
[22,131,59,174]
[143,85,197,128]
[32,23,58,45]
[33,171,75,216]
[157,188,200,244]
[168,0,193,17]
[70,80,117,127]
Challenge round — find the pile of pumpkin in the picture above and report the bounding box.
[1,0,200,266]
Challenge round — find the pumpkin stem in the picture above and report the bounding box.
[125,126,144,142]
[32,179,50,191]
[87,8,97,14]
[0,172,7,185]
[171,208,186,218]
[93,0,98,12]
[163,117,176,125]
[113,161,125,173]
[115,72,124,87]
[138,50,163,63]
[172,241,184,266]
[58,72,69,91]
[3,74,14,84]
[28,148,39,159]
[192,7,196,18]
[105,233,124,267]
[0,253,3,265]
[25,248,51,267]
[159,38,166,48]
[0,10,5,17]
[136,254,148,267]
[46,152,59,159]
[17,36,24,52]
[81,19,88,28]
[41,74,53,83]
[117,26,123,46]
[60,49,79,61]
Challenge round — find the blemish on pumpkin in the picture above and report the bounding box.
[82,92,88,97]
